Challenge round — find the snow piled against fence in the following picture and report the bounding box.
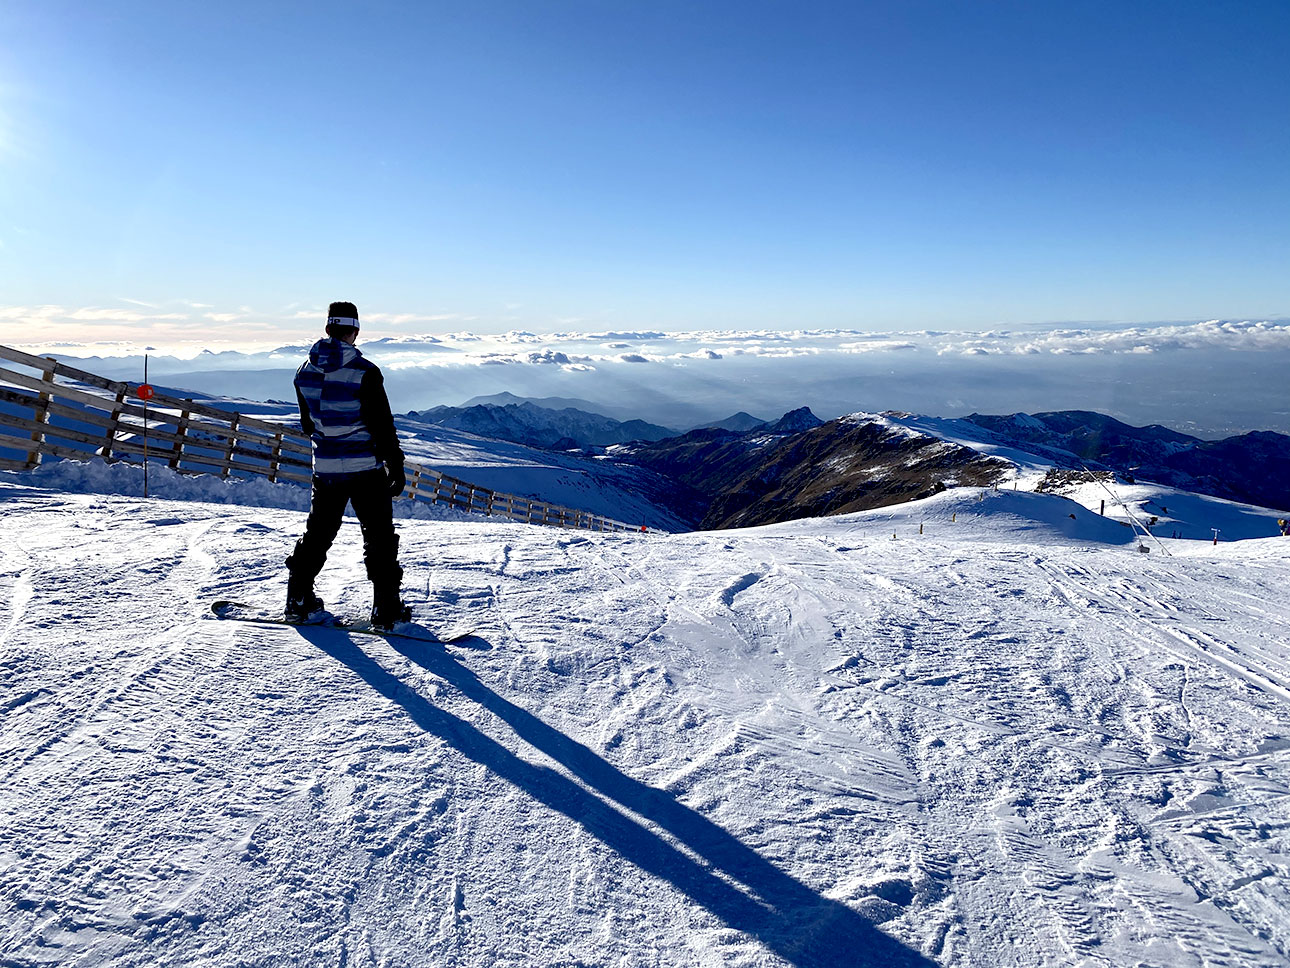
[0,457,469,520]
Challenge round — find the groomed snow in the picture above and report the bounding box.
[2,479,1288,966]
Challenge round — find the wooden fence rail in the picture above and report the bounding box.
[0,343,640,533]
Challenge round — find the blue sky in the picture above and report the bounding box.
[1,0,1288,345]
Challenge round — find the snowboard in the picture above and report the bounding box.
[210,600,480,646]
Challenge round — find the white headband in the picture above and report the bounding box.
[328,316,360,330]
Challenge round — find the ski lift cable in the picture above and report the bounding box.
[1078,461,1172,557]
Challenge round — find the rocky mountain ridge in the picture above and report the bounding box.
[962,410,1290,512]
[613,409,1008,529]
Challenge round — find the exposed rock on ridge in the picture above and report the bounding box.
[617,410,1009,529]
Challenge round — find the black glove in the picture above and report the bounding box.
[386,462,407,498]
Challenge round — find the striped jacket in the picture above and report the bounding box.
[294,339,403,477]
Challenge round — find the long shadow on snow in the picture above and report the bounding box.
[299,627,934,968]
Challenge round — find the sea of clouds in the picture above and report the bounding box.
[4,318,1288,437]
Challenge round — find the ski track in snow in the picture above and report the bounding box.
[1,487,1288,967]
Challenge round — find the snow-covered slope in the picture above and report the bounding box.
[1053,479,1290,543]
[2,482,1289,966]
[393,421,689,531]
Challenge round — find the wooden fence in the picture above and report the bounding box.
[0,343,639,533]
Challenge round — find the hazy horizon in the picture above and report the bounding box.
[9,318,1287,439]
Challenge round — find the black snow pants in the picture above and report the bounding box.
[286,468,402,593]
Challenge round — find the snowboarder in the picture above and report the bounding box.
[285,301,411,628]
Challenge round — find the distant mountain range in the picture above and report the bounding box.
[462,391,636,420]
[961,411,1290,513]
[410,394,771,451]
[409,401,676,449]
[693,411,768,433]
[405,395,1290,531]
[460,393,771,433]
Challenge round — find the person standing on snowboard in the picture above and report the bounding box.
[286,301,411,628]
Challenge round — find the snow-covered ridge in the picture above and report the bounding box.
[863,411,1064,488]
[869,411,1290,537]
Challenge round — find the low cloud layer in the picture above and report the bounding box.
[3,313,1287,437]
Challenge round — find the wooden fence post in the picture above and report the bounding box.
[170,405,192,471]
[408,467,423,501]
[25,363,56,469]
[268,429,284,482]
[221,414,239,479]
[101,387,127,461]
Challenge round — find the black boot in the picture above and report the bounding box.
[285,573,324,622]
[285,541,326,622]
[370,594,411,629]
[370,572,411,629]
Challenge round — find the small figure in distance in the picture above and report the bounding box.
[285,301,411,629]
[1279,518,1289,537]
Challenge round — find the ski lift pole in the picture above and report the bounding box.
[1078,461,1170,557]
[143,355,148,498]
[137,354,155,499]
[1211,528,1221,546]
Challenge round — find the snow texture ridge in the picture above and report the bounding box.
[2,482,1289,966]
